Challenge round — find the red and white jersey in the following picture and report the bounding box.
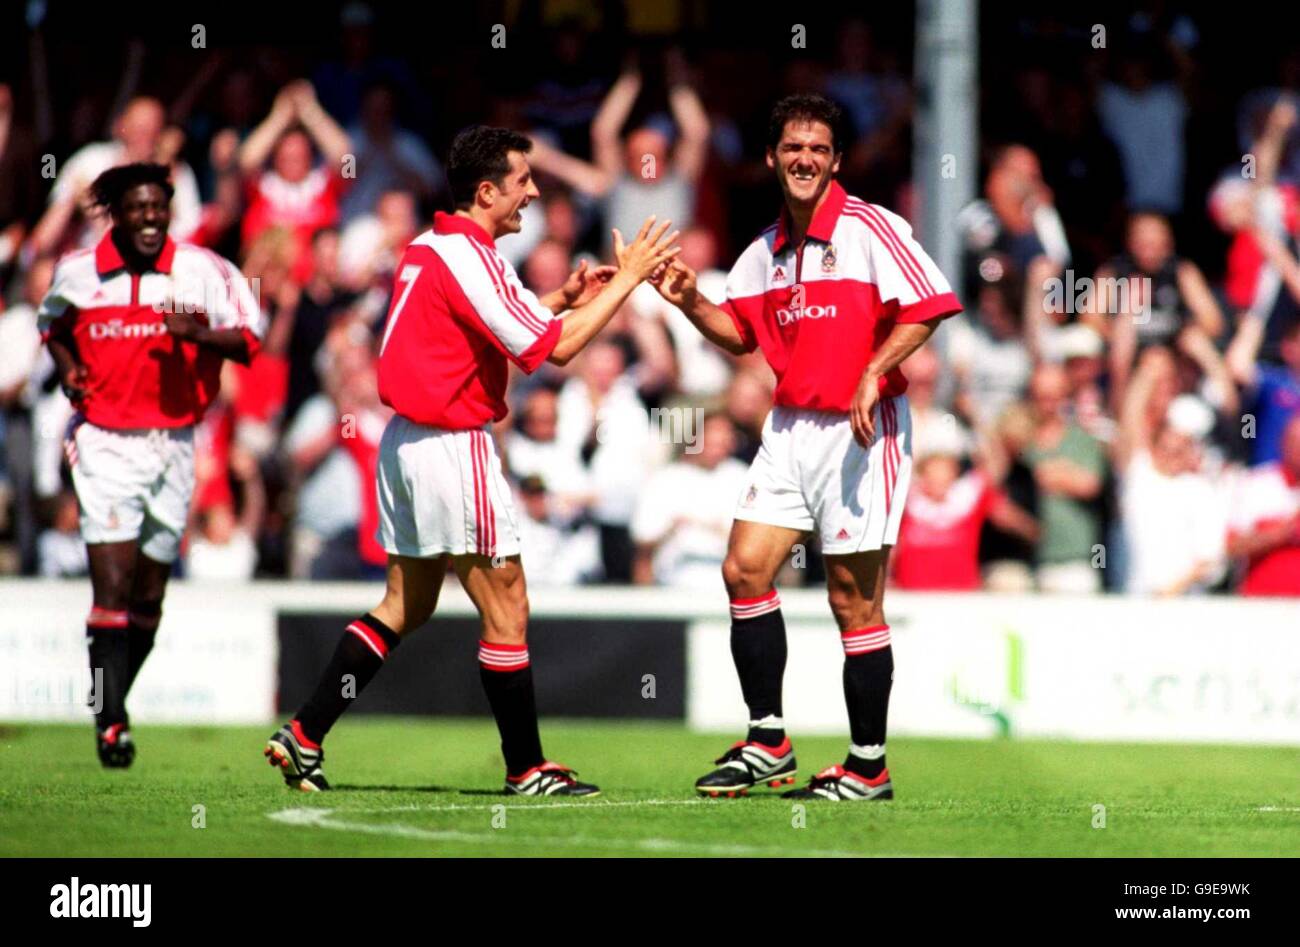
[721,181,961,412]
[1228,462,1300,596]
[377,211,561,429]
[38,230,265,430]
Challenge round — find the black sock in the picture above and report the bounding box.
[295,614,400,744]
[87,609,130,730]
[124,603,162,694]
[840,625,893,779]
[729,590,787,747]
[479,641,544,776]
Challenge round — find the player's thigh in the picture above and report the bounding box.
[722,519,807,597]
[68,424,149,547]
[371,554,449,635]
[450,553,528,643]
[822,546,891,632]
[86,540,142,611]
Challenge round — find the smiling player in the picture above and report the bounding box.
[652,94,962,801]
[264,126,679,794]
[38,162,264,767]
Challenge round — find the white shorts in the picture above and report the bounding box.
[376,415,521,559]
[64,416,195,563]
[734,397,913,555]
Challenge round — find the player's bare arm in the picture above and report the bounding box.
[850,316,944,446]
[653,259,750,354]
[47,331,90,401]
[163,307,253,364]
[547,216,680,366]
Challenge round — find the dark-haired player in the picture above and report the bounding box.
[38,162,264,766]
[264,126,678,794]
[653,94,962,800]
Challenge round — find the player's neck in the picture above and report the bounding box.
[111,228,160,275]
[457,207,501,241]
[784,182,833,244]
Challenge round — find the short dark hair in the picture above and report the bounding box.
[767,93,846,154]
[447,125,532,209]
[88,162,174,215]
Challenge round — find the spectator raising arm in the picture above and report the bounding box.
[664,48,711,185]
[591,68,642,183]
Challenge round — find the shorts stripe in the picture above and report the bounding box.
[881,400,896,514]
[473,431,496,557]
[470,432,485,555]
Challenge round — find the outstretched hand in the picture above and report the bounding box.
[652,259,699,310]
[612,216,681,282]
[560,259,618,308]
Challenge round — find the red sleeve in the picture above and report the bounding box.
[895,291,963,325]
[719,297,759,353]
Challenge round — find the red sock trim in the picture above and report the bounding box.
[479,640,529,671]
[841,624,891,655]
[730,589,781,620]
[87,608,129,629]
[346,621,390,660]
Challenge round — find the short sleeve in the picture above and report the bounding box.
[37,258,77,339]
[444,238,560,373]
[860,204,963,324]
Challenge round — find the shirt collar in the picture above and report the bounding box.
[95,228,177,276]
[434,210,496,250]
[772,180,847,255]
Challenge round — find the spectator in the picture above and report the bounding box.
[237,81,352,283]
[0,83,40,283]
[630,412,748,589]
[339,81,444,222]
[1024,364,1108,592]
[1116,348,1227,595]
[892,420,1037,591]
[556,339,654,581]
[956,144,1070,303]
[948,255,1033,433]
[31,96,202,255]
[1096,212,1224,405]
[335,344,390,579]
[1097,41,1189,215]
[0,259,56,573]
[528,51,710,248]
[339,189,418,291]
[1228,319,1300,466]
[504,387,591,524]
[516,474,601,587]
[37,489,88,578]
[186,448,264,580]
[979,403,1042,592]
[1227,413,1300,595]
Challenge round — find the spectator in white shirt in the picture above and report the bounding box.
[1116,349,1227,595]
[631,412,749,589]
[515,475,601,587]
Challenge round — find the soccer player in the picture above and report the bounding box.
[264,126,679,795]
[651,94,962,800]
[38,162,265,767]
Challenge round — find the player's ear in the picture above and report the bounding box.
[764,148,776,171]
[831,150,842,175]
[475,178,497,210]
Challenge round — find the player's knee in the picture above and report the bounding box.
[722,554,769,599]
[826,584,871,631]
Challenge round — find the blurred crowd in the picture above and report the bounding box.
[1,3,1298,596]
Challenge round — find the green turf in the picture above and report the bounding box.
[1,719,1297,857]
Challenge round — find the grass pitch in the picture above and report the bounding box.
[2,719,1297,857]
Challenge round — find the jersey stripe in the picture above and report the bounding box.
[466,237,547,336]
[488,248,549,337]
[845,200,936,297]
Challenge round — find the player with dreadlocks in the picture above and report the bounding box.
[38,162,265,767]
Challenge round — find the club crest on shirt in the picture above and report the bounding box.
[771,265,787,284]
[743,484,758,507]
[821,244,838,273]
